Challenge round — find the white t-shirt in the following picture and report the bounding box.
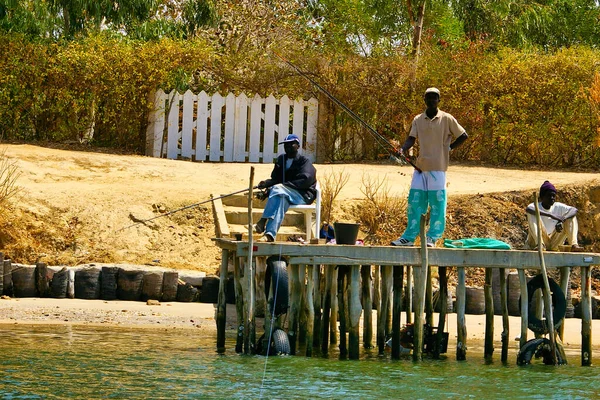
[528,201,576,235]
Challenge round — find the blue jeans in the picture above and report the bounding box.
[262,184,308,238]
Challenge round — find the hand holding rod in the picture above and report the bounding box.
[117,186,258,232]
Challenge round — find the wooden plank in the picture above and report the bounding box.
[223,93,236,161]
[212,196,230,238]
[484,268,494,360]
[195,91,209,161]
[361,265,373,349]
[456,266,467,360]
[166,91,180,159]
[248,94,262,163]
[278,95,290,146]
[305,97,318,162]
[413,215,428,361]
[216,248,229,353]
[292,98,304,139]
[348,265,361,360]
[581,266,592,366]
[518,269,528,349]
[233,93,248,162]
[262,95,277,163]
[149,89,166,157]
[499,268,509,362]
[181,90,195,159]
[209,93,224,162]
[306,265,315,357]
[391,265,404,359]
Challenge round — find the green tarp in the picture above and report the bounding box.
[443,238,511,250]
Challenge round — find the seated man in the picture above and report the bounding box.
[526,181,582,251]
[254,134,318,242]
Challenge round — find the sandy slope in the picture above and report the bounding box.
[1,143,598,273]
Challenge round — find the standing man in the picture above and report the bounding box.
[391,87,468,247]
[526,180,582,251]
[254,134,318,242]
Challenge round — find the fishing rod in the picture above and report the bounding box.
[117,186,258,232]
[273,51,422,173]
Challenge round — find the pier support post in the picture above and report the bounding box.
[330,268,339,345]
[518,269,528,349]
[425,267,433,327]
[499,268,509,363]
[299,265,308,346]
[306,265,315,357]
[413,214,428,362]
[456,266,467,361]
[312,265,322,349]
[581,266,592,366]
[337,266,349,359]
[321,267,334,354]
[406,267,413,324]
[434,266,447,359]
[217,248,230,353]
[361,265,373,349]
[378,265,392,355]
[288,264,301,355]
[234,254,244,353]
[484,268,494,360]
[348,265,361,360]
[391,265,404,360]
[559,267,571,341]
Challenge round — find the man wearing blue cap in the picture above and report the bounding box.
[391,87,468,247]
[526,180,583,251]
[254,134,318,242]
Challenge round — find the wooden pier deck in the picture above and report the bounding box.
[213,237,599,365]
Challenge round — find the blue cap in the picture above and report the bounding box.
[279,134,301,145]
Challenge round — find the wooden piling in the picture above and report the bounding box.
[234,255,244,353]
[35,262,49,297]
[581,265,592,366]
[533,194,558,365]
[246,167,256,354]
[337,266,348,359]
[373,266,381,314]
[361,265,373,349]
[406,267,413,324]
[484,268,494,360]
[413,214,428,362]
[330,268,338,345]
[288,264,301,355]
[558,266,571,341]
[391,265,404,360]
[0,252,3,295]
[425,267,434,327]
[348,265,361,360]
[456,266,467,361]
[306,265,315,357]
[321,267,334,354]
[499,268,509,363]
[312,265,322,349]
[298,265,308,345]
[518,269,528,349]
[216,248,230,353]
[378,265,392,355]
[433,266,448,359]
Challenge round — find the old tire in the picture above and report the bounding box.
[12,265,37,297]
[265,257,289,317]
[161,271,178,302]
[117,269,144,301]
[272,328,291,355]
[465,286,485,315]
[50,267,69,298]
[177,282,198,302]
[520,274,566,335]
[517,338,567,365]
[101,266,119,300]
[75,268,101,299]
[141,272,163,301]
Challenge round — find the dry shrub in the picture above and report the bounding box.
[356,174,407,245]
[320,168,349,226]
[0,148,20,210]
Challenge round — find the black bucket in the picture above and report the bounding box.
[334,222,360,245]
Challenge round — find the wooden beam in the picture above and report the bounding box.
[434,266,447,359]
[499,268,509,363]
[337,266,348,359]
[392,265,404,360]
[348,265,361,360]
[212,196,231,238]
[378,265,392,355]
[456,266,467,361]
[518,269,528,350]
[581,266,592,366]
[406,267,413,324]
[312,265,322,349]
[361,265,373,349]
[216,248,229,353]
[234,254,244,353]
[306,265,315,357]
[484,268,494,360]
[559,266,571,341]
[413,214,428,362]
[321,267,333,354]
[288,264,301,355]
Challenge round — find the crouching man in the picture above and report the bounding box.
[526,180,583,251]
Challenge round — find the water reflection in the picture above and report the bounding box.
[0,325,598,399]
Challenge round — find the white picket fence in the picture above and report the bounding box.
[145,90,318,163]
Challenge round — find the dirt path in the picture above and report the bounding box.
[1,144,598,273]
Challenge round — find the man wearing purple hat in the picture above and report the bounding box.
[526,180,582,251]
[391,87,468,247]
[254,134,317,242]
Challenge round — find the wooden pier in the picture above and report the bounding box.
[213,237,599,365]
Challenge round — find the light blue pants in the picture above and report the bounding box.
[400,171,447,242]
[262,184,308,238]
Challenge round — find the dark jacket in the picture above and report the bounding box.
[264,154,317,204]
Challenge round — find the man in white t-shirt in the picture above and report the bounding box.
[526,180,583,251]
[391,87,468,247]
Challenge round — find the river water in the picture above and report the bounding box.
[0,325,597,399]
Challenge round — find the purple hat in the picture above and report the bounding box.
[279,134,301,145]
[540,180,557,196]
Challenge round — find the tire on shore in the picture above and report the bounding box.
[75,267,101,299]
[117,269,144,301]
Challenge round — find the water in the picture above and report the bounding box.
[0,325,598,399]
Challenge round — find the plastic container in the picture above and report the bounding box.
[333,222,360,245]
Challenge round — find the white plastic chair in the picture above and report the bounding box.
[289,182,321,241]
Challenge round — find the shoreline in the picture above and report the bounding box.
[1,298,598,352]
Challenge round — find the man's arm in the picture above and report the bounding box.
[450,132,468,150]
[399,136,416,154]
[525,205,566,222]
